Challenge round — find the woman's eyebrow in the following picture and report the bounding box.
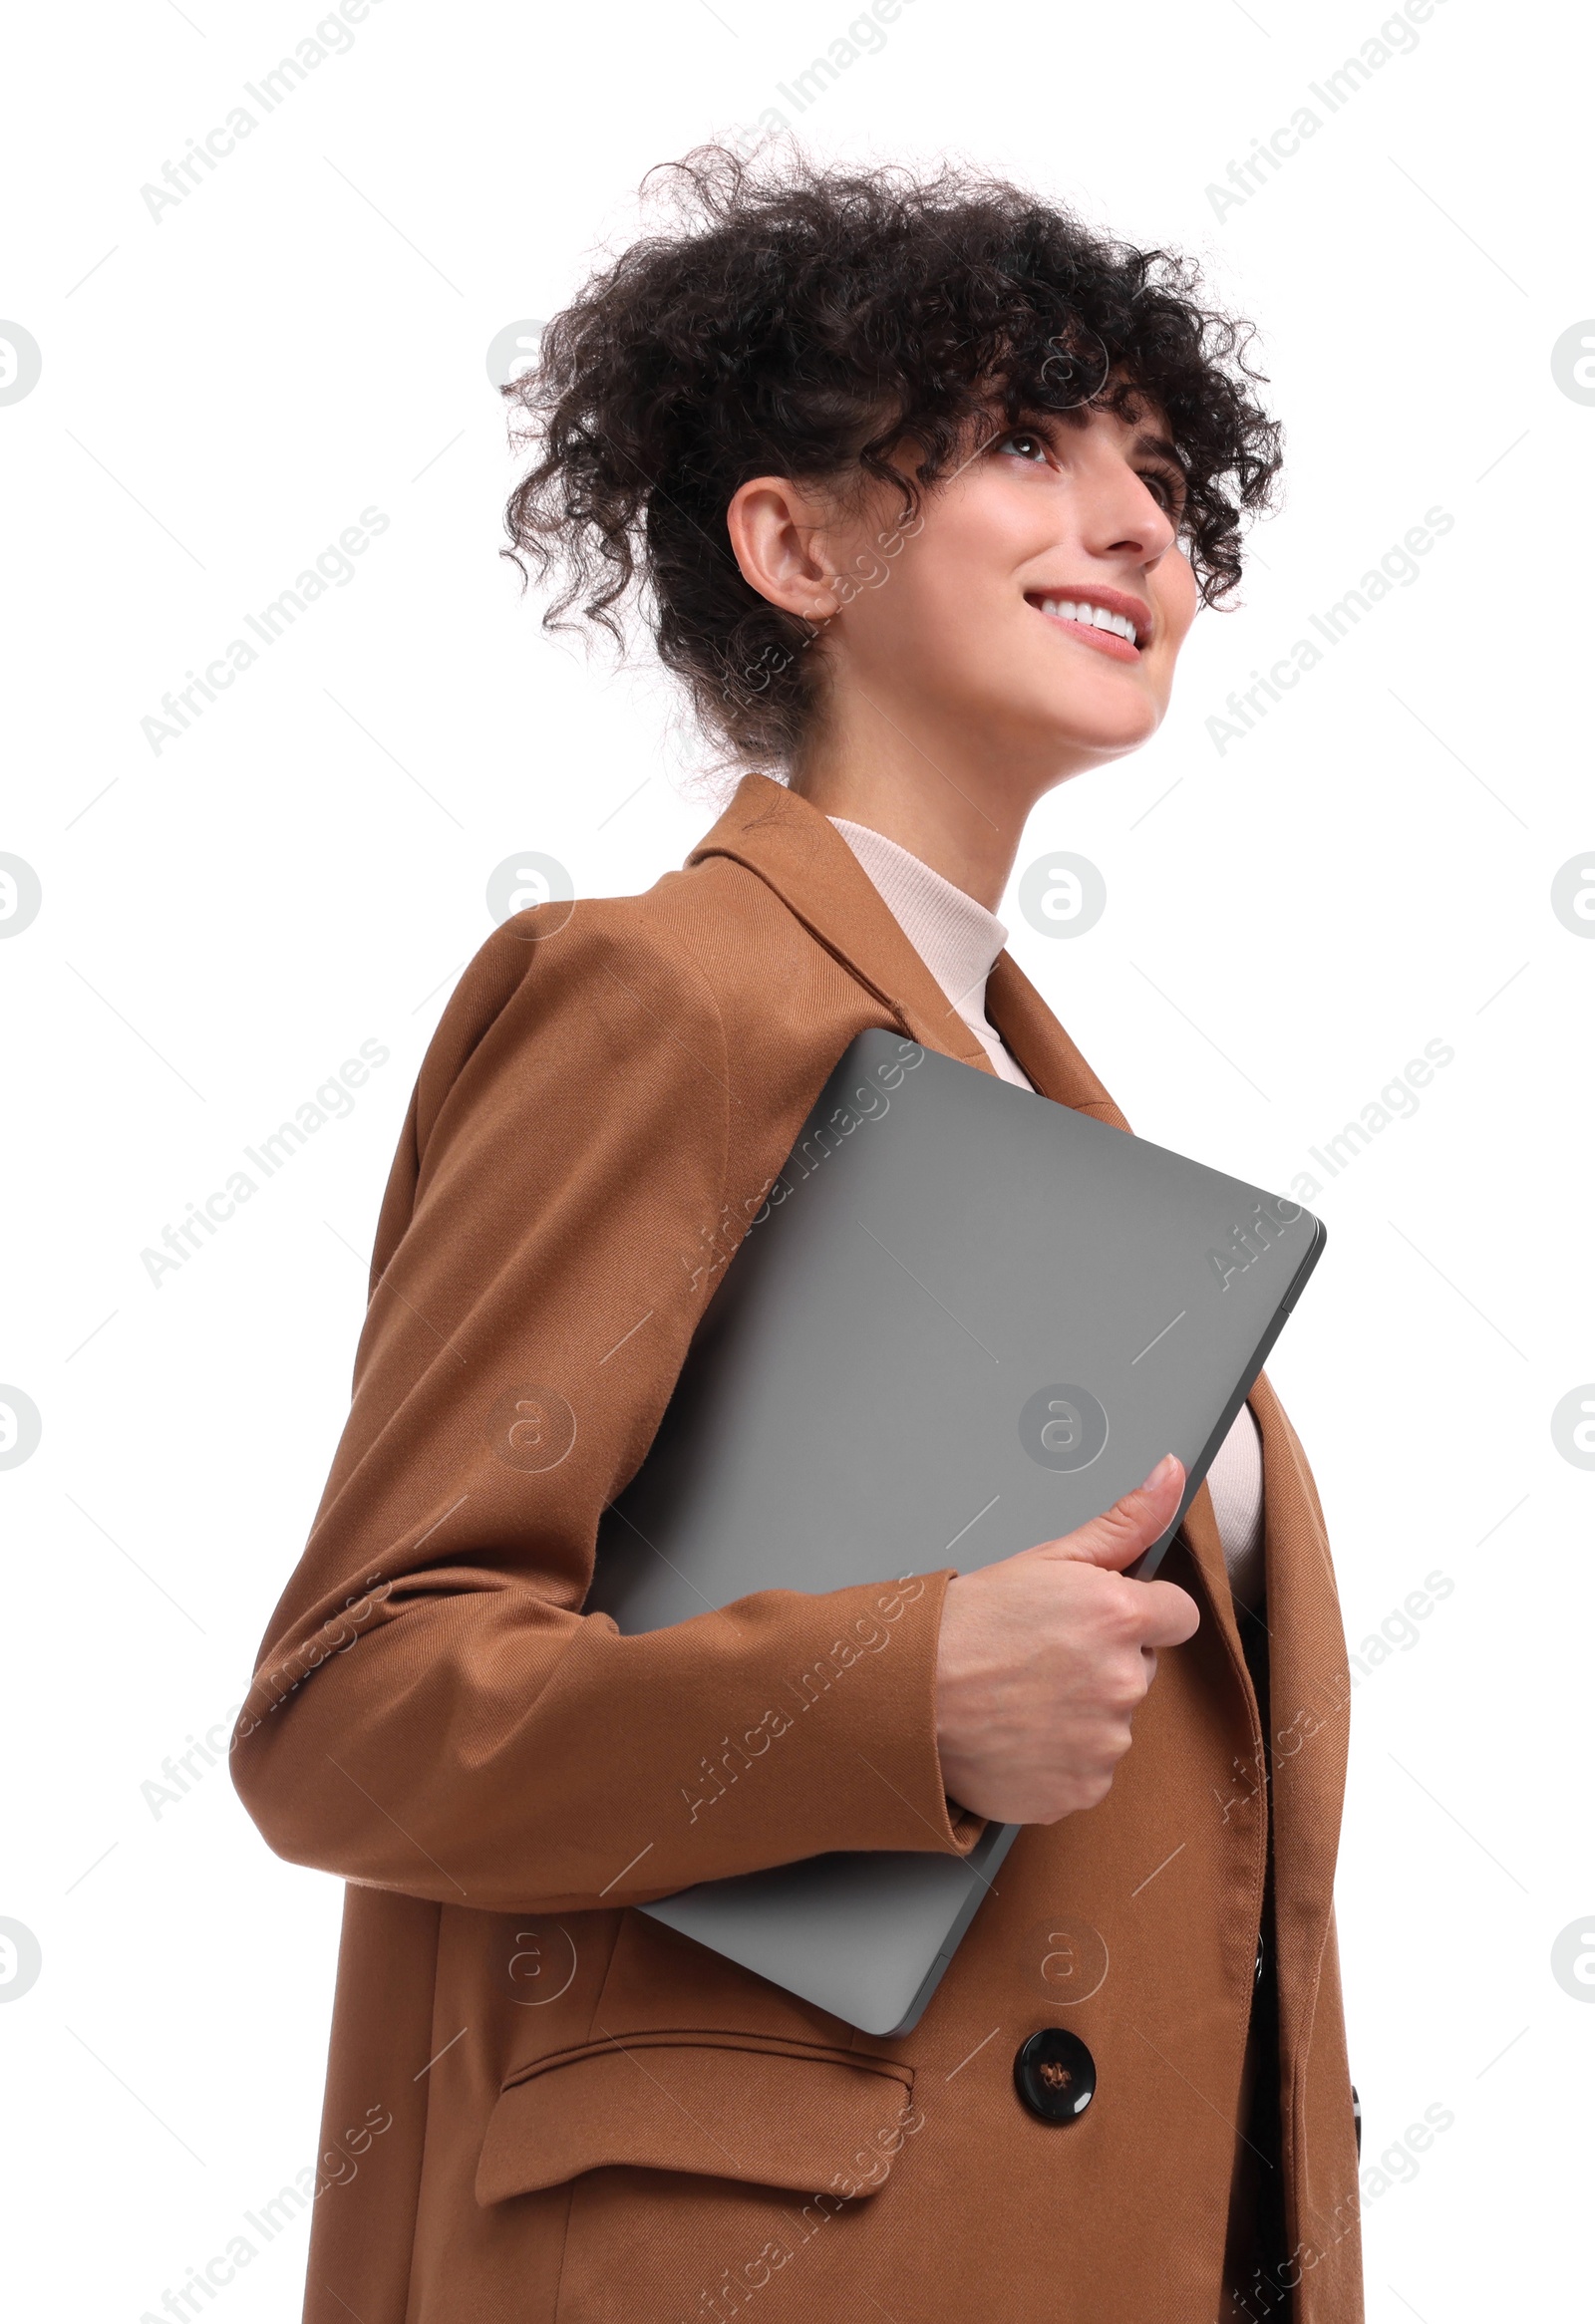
[1130,427,1188,475]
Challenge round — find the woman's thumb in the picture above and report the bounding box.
[1060,1454,1185,1571]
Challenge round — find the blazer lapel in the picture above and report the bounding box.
[686,774,998,1075]
[1244,1369,1352,1950]
[983,951,1128,1128]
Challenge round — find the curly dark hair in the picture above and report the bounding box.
[501,141,1283,772]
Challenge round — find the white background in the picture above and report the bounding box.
[2,0,1590,2315]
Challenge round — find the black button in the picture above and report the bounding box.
[1255,1932,1265,1985]
[1351,2084,1362,2160]
[1013,2028,1097,2124]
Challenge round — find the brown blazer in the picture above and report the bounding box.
[231,772,1363,2323]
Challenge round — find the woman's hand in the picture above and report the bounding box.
[933,1454,1200,1825]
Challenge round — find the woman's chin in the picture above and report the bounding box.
[997,659,1167,760]
[1042,700,1166,765]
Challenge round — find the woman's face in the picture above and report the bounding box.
[803,391,1200,786]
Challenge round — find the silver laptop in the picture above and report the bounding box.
[588,1029,1325,2036]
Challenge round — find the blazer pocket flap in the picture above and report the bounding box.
[477,2032,916,2205]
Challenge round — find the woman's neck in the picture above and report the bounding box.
[789,748,1037,914]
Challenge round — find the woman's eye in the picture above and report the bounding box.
[1143,466,1190,518]
[999,431,1048,463]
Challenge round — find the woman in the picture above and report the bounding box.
[233,146,1361,2323]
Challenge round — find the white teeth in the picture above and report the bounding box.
[1038,596,1137,645]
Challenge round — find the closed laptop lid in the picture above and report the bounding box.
[589,1029,1324,2032]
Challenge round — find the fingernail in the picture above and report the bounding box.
[1144,1454,1176,1489]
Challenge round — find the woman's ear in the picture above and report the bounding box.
[725,474,841,625]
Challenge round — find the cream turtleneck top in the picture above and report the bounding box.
[828,815,1266,1615]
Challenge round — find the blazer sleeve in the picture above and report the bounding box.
[229,906,983,1914]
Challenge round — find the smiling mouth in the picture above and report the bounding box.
[1026,593,1146,663]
